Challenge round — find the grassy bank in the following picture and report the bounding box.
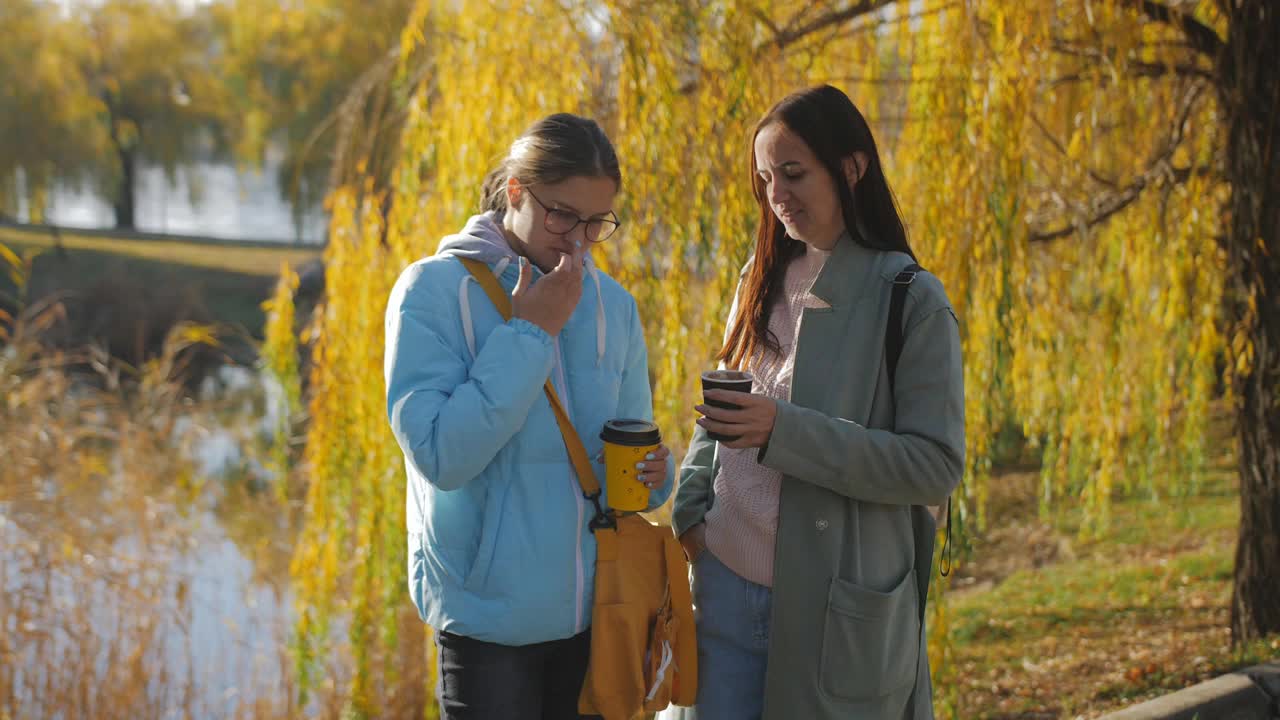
[947,462,1279,718]
[0,224,319,339]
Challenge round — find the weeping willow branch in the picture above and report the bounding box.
[1046,59,1215,86]
[767,0,898,51]
[1126,0,1227,59]
[828,0,961,41]
[1029,112,1121,190]
[1028,80,1215,241]
[680,0,898,93]
[288,44,419,215]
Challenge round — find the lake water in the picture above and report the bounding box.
[0,369,314,718]
[1,486,300,717]
[17,151,328,245]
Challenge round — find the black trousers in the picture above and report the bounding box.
[435,629,604,720]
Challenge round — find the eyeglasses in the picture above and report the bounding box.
[524,187,621,243]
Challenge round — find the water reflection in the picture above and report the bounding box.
[18,148,327,244]
[0,369,310,719]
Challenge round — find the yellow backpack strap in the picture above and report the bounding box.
[662,535,698,705]
[457,257,609,522]
[459,257,514,317]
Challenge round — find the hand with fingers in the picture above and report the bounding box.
[511,241,586,337]
[678,523,706,563]
[695,390,778,450]
[634,443,671,491]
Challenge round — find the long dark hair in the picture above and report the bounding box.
[720,84,915,368]
[479,113,621,212]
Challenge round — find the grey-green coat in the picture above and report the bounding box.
[671,235,965,720]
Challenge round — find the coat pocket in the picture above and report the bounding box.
[408,532,428,622]
[462,479,510,593]
[818,568,920,702]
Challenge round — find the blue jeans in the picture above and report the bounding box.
[692,549,771,720]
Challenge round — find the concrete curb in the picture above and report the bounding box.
[1098,662,1280,720]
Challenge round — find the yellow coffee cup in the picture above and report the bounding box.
[600,419,662,512]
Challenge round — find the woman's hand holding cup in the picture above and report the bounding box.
[695,389,777,450]
[636,444,670,490]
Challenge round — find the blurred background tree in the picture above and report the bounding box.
[0,0,410,233]
[0,0,105,223]
[75,0,228,229]
[211,0,416,232]
[0,0,228,229]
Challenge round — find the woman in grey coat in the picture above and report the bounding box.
[670,85,965,720]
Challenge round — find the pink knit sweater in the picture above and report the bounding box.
[703,244,831,587]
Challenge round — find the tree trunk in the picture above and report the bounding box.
[1223,0,1280,644]
[113,143,136,231]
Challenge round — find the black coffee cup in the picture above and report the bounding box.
[700,370,754,442]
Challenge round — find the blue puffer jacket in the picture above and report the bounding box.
[385,212,673,646]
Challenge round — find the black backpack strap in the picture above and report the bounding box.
[886,263,955,602]
[886,263,921,396]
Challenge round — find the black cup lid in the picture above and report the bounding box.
[701,370,753,382]
[600,418,661,446]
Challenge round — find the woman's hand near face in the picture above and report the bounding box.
[695,390,778,449]
[512,241,585,337]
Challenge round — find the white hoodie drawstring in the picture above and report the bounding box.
[459,256,515,361]
[493,256,512,279]
[587,260,605,366]
[459,275,478,360]
[645,640,675,702]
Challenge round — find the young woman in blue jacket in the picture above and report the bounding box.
[384,113,675,720]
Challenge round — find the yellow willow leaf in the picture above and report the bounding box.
[0,246,27,291]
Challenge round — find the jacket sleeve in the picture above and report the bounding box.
[385,261,555,491]
[671,425,717,536]
[614,296,675,510]
[671,275,744,536]
[758,303,965,506]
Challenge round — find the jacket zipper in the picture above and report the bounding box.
[552,339,588,635]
